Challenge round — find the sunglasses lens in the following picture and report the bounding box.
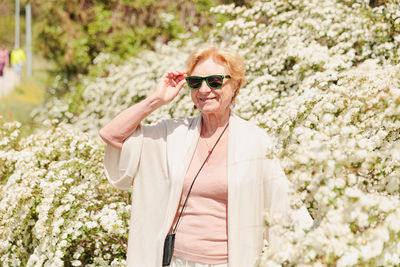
[187,77,203,89]
[206,75,223,89]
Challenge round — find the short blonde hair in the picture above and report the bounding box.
[186,44,246,102]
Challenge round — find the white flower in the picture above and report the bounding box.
[337,247,359,267]
[334,178,346,189]
[360,239,384,260]
[71,260,82,266]
[64,178,74,184]
[322,113,335,124]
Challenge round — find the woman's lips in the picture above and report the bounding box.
[199,97,216,102]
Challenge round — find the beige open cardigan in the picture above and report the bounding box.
[103,113,312,267]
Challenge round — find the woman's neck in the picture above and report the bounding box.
[200,110,230,138]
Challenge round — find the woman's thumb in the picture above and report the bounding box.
[176,79,187,90]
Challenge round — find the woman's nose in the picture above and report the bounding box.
[198,80,211,93]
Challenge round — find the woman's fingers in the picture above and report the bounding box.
[176,78,187,90]
[153,71,188,105]
[165,70,187,87]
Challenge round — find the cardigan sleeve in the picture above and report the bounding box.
[103,120,169,190]
[263,157,313,247]
[103,126,144,190]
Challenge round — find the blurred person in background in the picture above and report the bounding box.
[99,45,312,267]
[0,44,9,77]
[10,45,25,77]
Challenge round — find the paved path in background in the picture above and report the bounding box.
[0,67,20,98]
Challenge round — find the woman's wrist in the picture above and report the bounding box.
[146,93,168,109]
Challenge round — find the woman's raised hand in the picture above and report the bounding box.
[153,70,187,105]
[99,71,186,149]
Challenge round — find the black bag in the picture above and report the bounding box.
[162,233,176,266]
[161,123,229,266]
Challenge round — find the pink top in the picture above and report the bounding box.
[170,130,229,264]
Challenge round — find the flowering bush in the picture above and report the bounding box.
[210,0,400,124]
[3,0,400,265]
[0,120,130,266]
[259,59,400,266]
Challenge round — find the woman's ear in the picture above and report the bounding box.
[234,80,241,93]
[236,79,242,89]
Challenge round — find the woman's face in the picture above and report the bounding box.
[190,57,235,118]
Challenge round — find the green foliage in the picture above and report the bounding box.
[0,0,25,48]
[30,0,229,96]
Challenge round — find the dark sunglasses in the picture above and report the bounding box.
[185,75,231,90]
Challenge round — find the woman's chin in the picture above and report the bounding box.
[198,105,231,118]
[198,104,218,113]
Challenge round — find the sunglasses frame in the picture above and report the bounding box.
[185,75,231,90]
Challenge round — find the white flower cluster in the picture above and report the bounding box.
[258,60,400,266]
[4,0,400,265]
[0,120,128,266]
[210,0,400,124]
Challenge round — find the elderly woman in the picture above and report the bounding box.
[99,45,312,267]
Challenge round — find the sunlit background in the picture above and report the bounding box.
[0,0,400,266]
